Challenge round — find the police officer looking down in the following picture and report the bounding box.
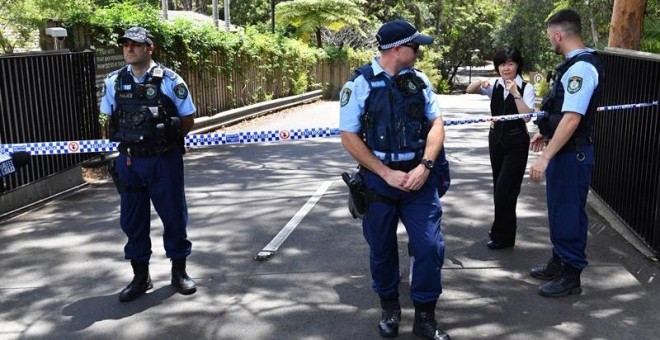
[339,20,450,340]
[529,9,603,297]
[466,48,536,250]
[100,27,197,302]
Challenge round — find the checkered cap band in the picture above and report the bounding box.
[379,31,421,50]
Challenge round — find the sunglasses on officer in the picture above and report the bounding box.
[402,43,420,53]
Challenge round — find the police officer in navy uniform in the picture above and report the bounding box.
[100,27,197,302]
[529,9,603,297]
[466,48,535,250]
[340,19,450,339]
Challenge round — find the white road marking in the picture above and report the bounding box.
[255,180,334,260]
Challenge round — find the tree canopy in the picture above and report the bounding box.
[1,0,659,90]
[275,0,368,48]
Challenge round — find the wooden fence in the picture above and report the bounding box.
[180,55,357,118]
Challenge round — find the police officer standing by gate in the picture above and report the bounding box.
[340,19,450,339]
[100,27,197,302]
[529,9,604,297]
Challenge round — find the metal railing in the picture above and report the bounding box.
[0,50,99,193]
[591,48,660,255]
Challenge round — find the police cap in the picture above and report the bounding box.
[376,19,434,50]
[118,27,154,45]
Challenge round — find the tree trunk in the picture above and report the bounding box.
[435,0,444,33]
[406,4,423,29]
[590,16,599,48]
[316,28,323,48]
[608,0,647,50]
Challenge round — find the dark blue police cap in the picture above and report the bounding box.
[118,27,154,45]
[376,19,434,50]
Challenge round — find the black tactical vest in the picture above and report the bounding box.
[353,63,429,161]
[111,65,181,156]
[538,51,604,140]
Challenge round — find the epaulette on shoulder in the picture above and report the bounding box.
[107,65,127,79]
[351,62,374,81]
[154,64,179,81]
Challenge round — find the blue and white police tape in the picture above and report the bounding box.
[0,127,341,156]
[443,111,541,126]
[596,101,658,112]
[1,101,656,156]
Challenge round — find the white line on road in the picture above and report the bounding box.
[255,180,334,261]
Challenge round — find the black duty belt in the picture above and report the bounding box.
[387,160,419,172]
[559,136,593,152]
[118,144,176,157]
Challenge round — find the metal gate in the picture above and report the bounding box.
[0,50,99,193]
[592,49,660,256]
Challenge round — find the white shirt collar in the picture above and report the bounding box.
[566,48,594,59]
[372,56,414,77]
[126,61,158,82]
[372,57,386,76]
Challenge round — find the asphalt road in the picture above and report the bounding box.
[1,97,658,340]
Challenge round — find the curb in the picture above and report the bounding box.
[190,90,323,134]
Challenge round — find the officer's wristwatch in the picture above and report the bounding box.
[421,158,434,170]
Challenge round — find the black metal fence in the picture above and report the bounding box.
[592,48,660,256]
[0,50,99,192]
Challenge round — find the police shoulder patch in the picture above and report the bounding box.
[567,76,583,94]
[340,87,352,107]
[174,83,188,99]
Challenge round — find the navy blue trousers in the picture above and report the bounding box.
[117,148,192,264]
[546,145,594,270]
[362,169,445,304]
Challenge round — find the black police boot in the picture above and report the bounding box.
[119,261,153,302]
[378,299,401,338]
[530,254,562,281]
[171,258,197,295]
[538,263,582,297]
[412,302,451,340]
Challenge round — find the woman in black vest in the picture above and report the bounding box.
[466,47,536,249]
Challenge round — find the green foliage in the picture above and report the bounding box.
[229,0,274,27]
[0,0,43,52]
[415,47,443,93]
[434,0,502,85]
[361,0,401,23]
[84,1,164,47]
[46,0,351,100]
[98,112,109,127]
[534,75,551,99]
[276,0,368,47]
[323,45,373,64]
[435,78,451,95]
[36,0,95,22]
[641,16,660,53]
[63,1,325,79]
[493,0,560,74]
[550,0,612,50]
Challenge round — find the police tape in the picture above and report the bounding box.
[1,101,657,156]
[0,128,340,155]
[596,101,658,112]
